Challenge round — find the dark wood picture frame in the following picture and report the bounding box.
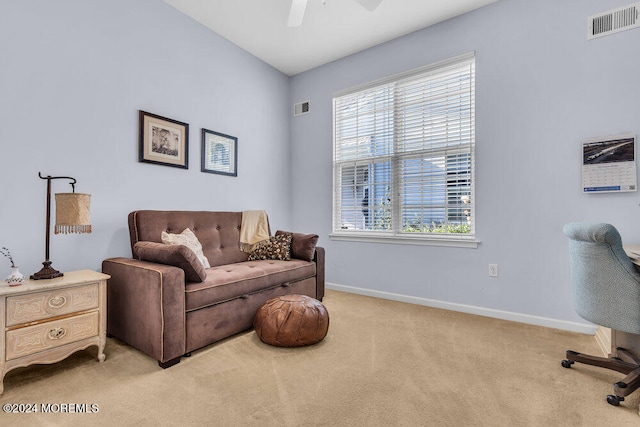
[201,128,238,177]
[139,110,189,169]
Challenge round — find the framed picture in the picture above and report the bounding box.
[201,128,238,176]
[139,110,189,169]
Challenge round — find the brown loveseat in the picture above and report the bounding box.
[102,210,324,368]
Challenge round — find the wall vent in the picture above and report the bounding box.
[294,101,310,116]
[588,2,640,39]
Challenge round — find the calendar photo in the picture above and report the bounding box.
[582,134,636,193]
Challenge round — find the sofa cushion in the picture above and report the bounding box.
[134,242,207,283]
[161,228,211,268]
[129,211,250,267]
[185,259,316,311]
[248,233,292,261]
[275,230,319,262]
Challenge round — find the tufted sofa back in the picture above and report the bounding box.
[128,210,266,266]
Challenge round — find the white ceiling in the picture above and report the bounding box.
[164,0,499,76]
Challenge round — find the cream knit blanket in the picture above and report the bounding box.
[240,210,270,252]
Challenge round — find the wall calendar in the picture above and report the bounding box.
[582,134,636,193]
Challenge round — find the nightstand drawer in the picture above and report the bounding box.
[6,283,99,327]
[6,311,99,360]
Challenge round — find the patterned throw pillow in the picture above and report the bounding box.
[275,230,319,261]
[161,228,211,268]
[248,233,293,261]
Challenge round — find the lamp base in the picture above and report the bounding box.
[30,261,63,280]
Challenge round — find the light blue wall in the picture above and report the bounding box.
[0,0,291,275]
[289,0,640,325]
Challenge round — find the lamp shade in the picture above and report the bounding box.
[54,193,92,234]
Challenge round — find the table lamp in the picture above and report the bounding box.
[31,172,92,280]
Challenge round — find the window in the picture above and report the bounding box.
[332,53,475,246]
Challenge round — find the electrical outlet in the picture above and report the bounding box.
[488,264,498,277]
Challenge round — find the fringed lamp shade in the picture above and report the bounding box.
[54,193,92,235]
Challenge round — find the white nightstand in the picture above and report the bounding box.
[0,270,109,395]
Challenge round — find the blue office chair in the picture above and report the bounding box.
[562,222,640,406]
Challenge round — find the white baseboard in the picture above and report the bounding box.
[326,282,597,335]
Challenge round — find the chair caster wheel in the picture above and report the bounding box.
[561,359,574,368]
[607,395,624,406]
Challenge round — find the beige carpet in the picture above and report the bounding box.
[1,290,639,426]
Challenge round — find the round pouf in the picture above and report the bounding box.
[254,295,329,347]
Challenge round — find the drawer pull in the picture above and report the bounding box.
[48,296,67,309]
[48,327,67,340]
[281,282,290,288]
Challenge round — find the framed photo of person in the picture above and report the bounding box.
[139,110,189,169]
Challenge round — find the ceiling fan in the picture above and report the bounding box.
[287,0,383,27]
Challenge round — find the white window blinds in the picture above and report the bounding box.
[333,53,475,240]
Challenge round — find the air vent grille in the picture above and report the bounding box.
[589,2,640,39]
[294,101,310,116]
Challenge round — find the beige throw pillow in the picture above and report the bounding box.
[161,228,211,269]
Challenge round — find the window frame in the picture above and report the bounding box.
[330,52,478,248]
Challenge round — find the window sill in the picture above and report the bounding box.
[328,232,480,248]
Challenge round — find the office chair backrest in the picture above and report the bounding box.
[563,222,640,334]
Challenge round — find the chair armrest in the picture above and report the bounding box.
[314,246,325,300]
[102,257,186,364]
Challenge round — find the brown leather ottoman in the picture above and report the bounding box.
[254,295,329,347]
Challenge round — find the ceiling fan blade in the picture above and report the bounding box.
[353,0,383,12]
[287,0,307,27]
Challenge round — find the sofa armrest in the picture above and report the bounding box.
[102,257,186,365]
[314,246,325,300]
